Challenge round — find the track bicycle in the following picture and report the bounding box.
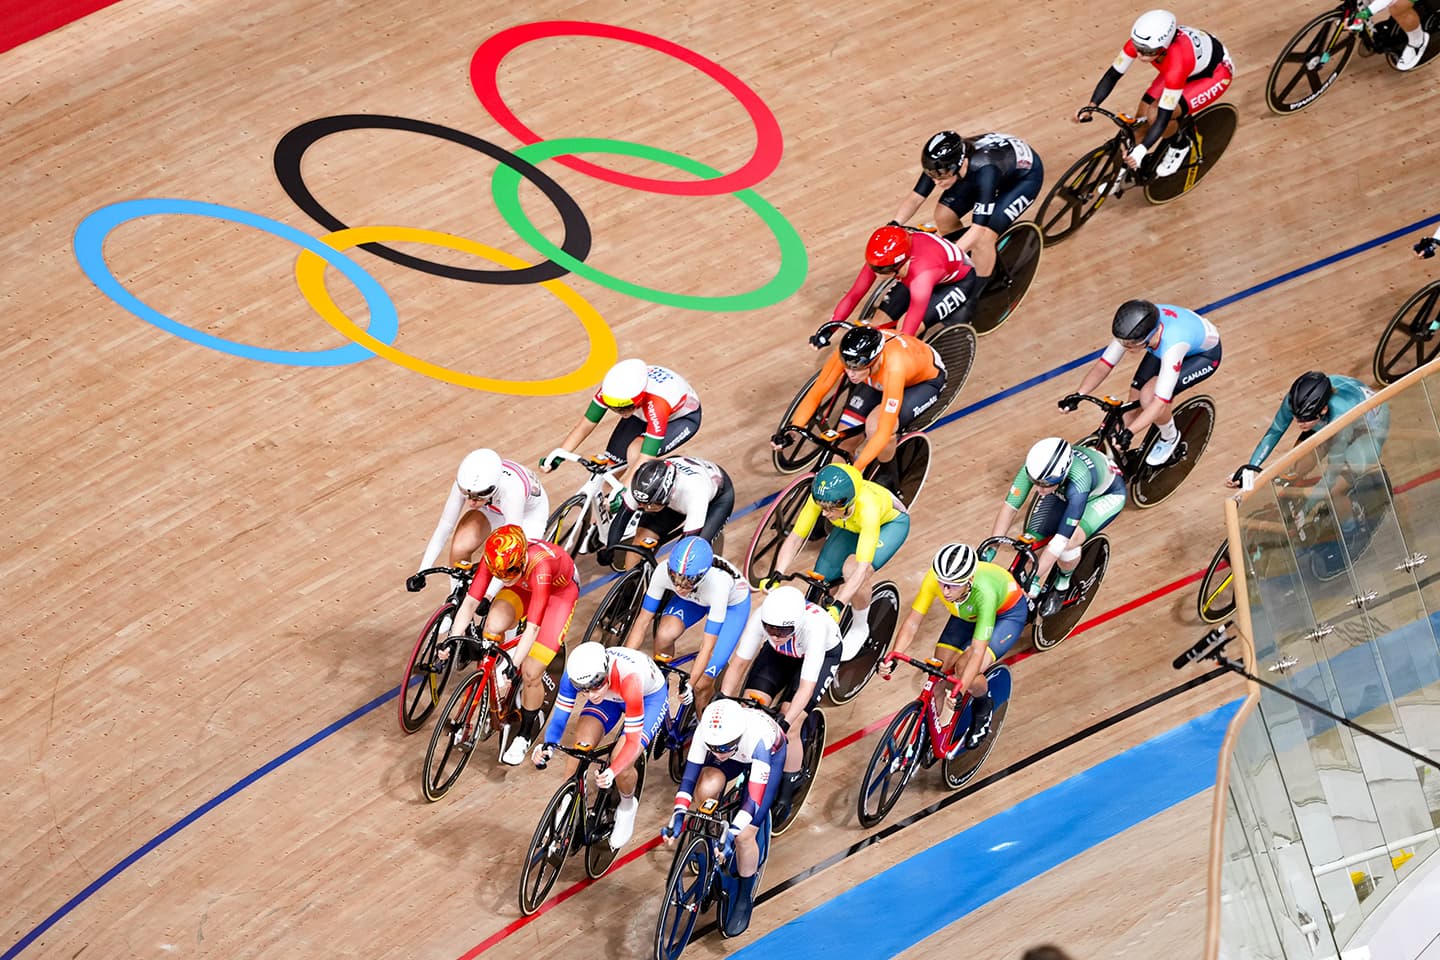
[1061,390,1216,508]
[980,534,1108,652]
[1035,103,1239,245]
[397,562,475,734]
[420,629,566,801]
[1266,0,1440,114]
[518,741,647,914]
[653,789,773,959]
[542,450,633,561]
[1197,540,1236,624]
[856,651,1013,827]
[651,655,700,783]
[1373,277,1440,385]
[582,538,663,648]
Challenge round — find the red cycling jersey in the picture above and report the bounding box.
[831,232,973,337]
[467,540,579,665]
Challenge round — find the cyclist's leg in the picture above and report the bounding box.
[933,615,975,675]
[655,595,703,660]
[655,409,702,456]
[934,184,970,238]
[449,508,494,566]
[963,159,1044,282]
[744,646,804,774]
[1057,482,1126,585]
[566,707,616,775]
[813,528,859,585]
[700,468,735,543]
[604,417,645,463]
[1183,60,1232,118]
[473,588,524,664]
[841,512,910,640]
[1023,492,1069,541]
[737,743,787,876]
[518,582,578,735]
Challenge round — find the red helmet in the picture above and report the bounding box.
[483,524,529,580]
[865,225,911,270]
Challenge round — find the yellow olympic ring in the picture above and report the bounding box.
[294,226,617,396]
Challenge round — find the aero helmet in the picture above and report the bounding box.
[1288,371,1334,421]
[630,459,677,507]
[839,326,885,369]
[567,641,611,691]
[1131,10,1178,55]
[865,225,912,271]
[1112,299,1161,343]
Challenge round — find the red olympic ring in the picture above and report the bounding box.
[470,20,784,196]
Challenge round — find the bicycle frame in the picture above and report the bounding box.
[885,652,969,761]
[1061,392,1145,478]
[549,449,630,553]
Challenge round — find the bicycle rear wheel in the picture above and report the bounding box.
[422,670,488,802]
[772,372,846,475]
[1145,103,1239,204]
[545,494,589,555]
[942,665,1011,789]
[1197,540,1235,624]
[667,704,697,783]
[654,832,714,960]
[1373,281,1440,385]
[864,432,931,508]
[911,322,976,432]
[858,276,900,323]
[1036,142,1124,245]
[744,473,817,587]
[968,221,1043,335]
[1033,535,1110,650]
[828,580,900,705]
[1266,11,1356,114]
[772,709,826,836]
[398,602,457,734]
[518,778,581,915]
[1130,395,1215,507]
[857,699,926,828]
[583,568,647,647]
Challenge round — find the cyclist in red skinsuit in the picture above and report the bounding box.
[829,226,976,338]
[445,525,579,765]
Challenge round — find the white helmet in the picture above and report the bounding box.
[599,358,649,409]
[1130,10,1178,54]
[759,585,807,633]
[567,641,611,691]
[1025,438,1073,486]
[456,448,502,498]
[699,699,747,751]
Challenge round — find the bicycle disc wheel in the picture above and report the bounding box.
[744,473,817,587]
[654,832,713,960]
[856,699,926,828]
[828,581,899,705]
[912,322,977,431]
[942,665,1011,789]
[1036,142,1124,245]
[1267,11,1356,114]
[772,709,826,836]
[1145,103,1238,205]
[1196,540,1235,624]
[969,221,1043,335]
[518,779,581,915]
[422,670,487,802]
[1034,535,1110,650]
[398,602,457,734]
[545,494,589,555]
[1373,281,1440,385]
[772,372,847,475]
[1131,395,1215,507]
[583,568,647,647]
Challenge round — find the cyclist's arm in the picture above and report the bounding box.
[1088,48,1133,106]
[789,495,823,543]
[1248,401,1296,466]
[553,411,602,463]
[893,172,936,224]
[900,265,945,337]
[541,674,579,745]
[990,467,1032,537]
[1129,342,1188,435]
[1139,56,1190,150]
[673,736,709,814]
[831,264,882,324]
[722,615,764,697]
[790,354,846,432]
[607,675,648,773]
[625,565,666,648]
[1077,342,1125,396]
[733,738,782,834]
[638,395,675,460]
[419,483,466,571]
[888,606,927,666]
[851,361,905,469]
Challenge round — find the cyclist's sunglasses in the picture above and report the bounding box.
[711,736,742,755]
[923,164,959,180]
[871,262,901,276]
[815,498,851,511]
[462,485,497,501]
[1134,43,1165,57]
[672,572,705,591]
[762,621,796,639]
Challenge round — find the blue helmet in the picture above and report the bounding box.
[668,536,714,583]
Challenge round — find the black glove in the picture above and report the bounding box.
[1115,427,1134,450]
[1057,395,1081,413]
[808,330,833,349]
[405,573,426,593]
[776,715,791,733]
[1415,236,1438,259]
[1230,464,1260,485]
[475,597,491,621]
[886,220,902,228]
[770,429,795,447]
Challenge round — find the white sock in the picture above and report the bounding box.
[1158,421,1179,441]
[1408,25,1426,44]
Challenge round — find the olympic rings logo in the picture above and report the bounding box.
[72,20,806,397]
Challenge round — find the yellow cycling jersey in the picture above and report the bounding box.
[790,463,906,567]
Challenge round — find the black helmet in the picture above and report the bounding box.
[1112,299,1161,343]
[630,459,677,506]
[921,131,966,176]
[839,326,885,369]
[1288,371,1333,421]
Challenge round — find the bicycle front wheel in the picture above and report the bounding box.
[546,494,589,556]
[857,699,926,828]
[744,473,818,587]
[1266,10,1356,115]
[654,832,714,960]
[1036,142,1124,245]
[398,602,457,734]
[1373,281,1440,385]
[519,779,581,915]
[422,670,488,802]
[1034,535,1110,650]
[584,568,647,646]
[772,709,826,836]
[772,372,848,475]
[942,665,1011,789]
[1197,540,1235,624]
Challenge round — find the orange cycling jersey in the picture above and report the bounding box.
[790,331,942,469]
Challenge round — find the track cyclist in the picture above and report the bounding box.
[767,463,910,652]
[600,453,733,568]
[721,585,843,824]
[1348,0,1431,70]
[408,448,549,596]
[1066,299,1222,466]
[891,130,1044,300]
[1076,10,1233,177]
[881,543,1028,749]
[540,358,702,487]
[662,698,787,934]
[444,524,579,765]
[779,325,945,475]
[829,224,978,337]
[534,641,667,851]
[987,438,1125,616]
[1226,371,1390,498]
[623,536,751,715]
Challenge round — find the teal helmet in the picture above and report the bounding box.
[811,464,856,506]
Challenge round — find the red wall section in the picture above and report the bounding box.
[1,0,125,53]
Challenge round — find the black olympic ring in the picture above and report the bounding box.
[273,114,592,285]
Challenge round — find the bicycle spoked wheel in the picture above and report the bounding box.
[398,603,457,734]
[772,372,847,475]
[422,670,488,802]
[858,276,900,323]
[942,670,1011,790]
[545,494,589,556]
[1196,540,1235,624]
[911,322,976,432]
[772,709,826,836]
[829,581,899,705]
[969,221,1043,335]
[654,832,714,960]
[1145,103,1239,204]
[1036,142,1124,245]
[1034,535,1110,650]
[744,474,817,587]
[1268,11,1356,113]
[586,754,646,877]
[1373,281,1440,385]
[1131,395,1216,508]
[583,568,646,646]
[856,699,925,828]
[518,779,581,915]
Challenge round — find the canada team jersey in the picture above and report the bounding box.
[832,231,973,337]
[1100,303,1220,402]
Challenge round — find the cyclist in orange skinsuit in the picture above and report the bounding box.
[779,325,945,473]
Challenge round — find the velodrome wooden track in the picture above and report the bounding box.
[4,1,1437,957]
